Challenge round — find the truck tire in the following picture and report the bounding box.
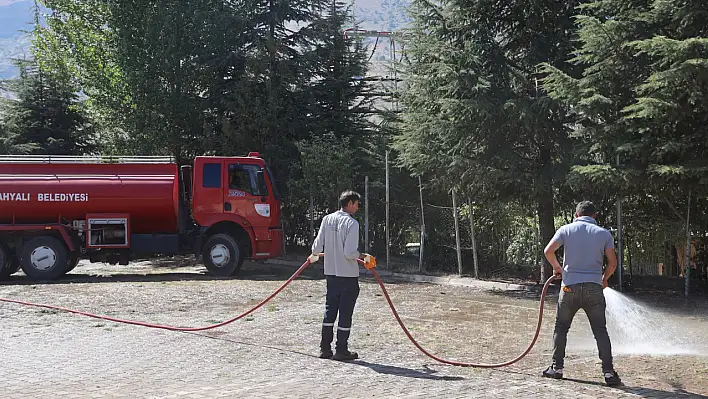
[6,255,20,275]
[65,253,80,274]
[0,244,16,279]
[203,233,244,277]
[20,236,70,280]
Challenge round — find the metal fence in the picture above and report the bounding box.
[626,229,707,280]
[288,152,543,280]
[284,153,706,288]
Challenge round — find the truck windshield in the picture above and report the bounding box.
[228,164,267,196]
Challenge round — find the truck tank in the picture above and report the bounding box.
[0,156,180,234]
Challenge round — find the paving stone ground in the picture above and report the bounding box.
[1,257,707,398]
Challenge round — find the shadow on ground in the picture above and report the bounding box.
[0,260,414,287]
[493,368,708,398]
[189,330,463,381]
[351,360,464,381]
[563,377,708,399]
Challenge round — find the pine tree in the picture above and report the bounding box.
[109,0,251,162]
[29,0,379,251]
[541,0,708,215]
[395,0,583,278]
[623,1,708,188]
[1,1,95,156]
[539,0,708,292]
[216,0,371,195]
[278,0,378,245]
[1,58,95,155]
[301,0,370,140]
[0,85,33,154]
[0,113,37,155]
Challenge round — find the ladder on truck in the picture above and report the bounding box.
[0,155,176,164]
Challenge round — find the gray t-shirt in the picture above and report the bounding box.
[551,216,615,287]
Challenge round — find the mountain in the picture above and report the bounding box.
[0,0,411,79]
[355,0,411,32]
[0,0,37,79]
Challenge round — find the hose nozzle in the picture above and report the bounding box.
[363,254,376,270]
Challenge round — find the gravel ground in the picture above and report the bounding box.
[1,257,707,398]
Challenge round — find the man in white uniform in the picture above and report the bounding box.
[311,190,365,361]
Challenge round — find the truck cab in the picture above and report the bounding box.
[190,153,283,275]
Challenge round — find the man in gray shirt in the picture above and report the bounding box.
[311,190,366,361]
[542,201,622,387]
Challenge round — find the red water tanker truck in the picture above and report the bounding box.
[0,153,283,281]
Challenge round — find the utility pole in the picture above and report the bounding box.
[685,190,692,297]
[385,150,390,269]
[452,189,463,276]
[365,175,369,253]
[616,152,623,292]
[309,188,315,242]
[468,197,479,279]
[418,176,425,272]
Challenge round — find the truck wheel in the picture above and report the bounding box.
[20,236,69,280]
[6,254,20,275]
[203,233,244,277]
[65,253,80,274]
[0,244,14,279]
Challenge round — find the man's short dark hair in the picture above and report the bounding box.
[576,201,597,217]
[339,190,361,208]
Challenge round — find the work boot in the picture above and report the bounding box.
[332,350,358,361]
[542,365,563,379]
[319,348,333,359]
[319,325,334,359]
[604,371,622,387]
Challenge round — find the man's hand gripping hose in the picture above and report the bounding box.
[0,254,558,368]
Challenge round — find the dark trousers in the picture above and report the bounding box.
[320,275,360,353]
[552,282,615,373]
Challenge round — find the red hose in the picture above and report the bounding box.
[370,268,558,368]
[0,259,312,332]
[0,257,557,368]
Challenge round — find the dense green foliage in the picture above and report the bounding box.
[1,0,706,284]
[540,0,708,267]
[0,58,94,155]
[394,0,707,278]
[394,0,583,277]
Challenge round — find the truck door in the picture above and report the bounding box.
[192,159,224,220]
[223,163,269,222]
[224,161,282,258]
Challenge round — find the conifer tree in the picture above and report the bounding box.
[395,0,583,278]
[1,58,94,155]
[541,0,708,217]
[302,0,370,140]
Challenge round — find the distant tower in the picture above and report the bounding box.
[343,27,406,115]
